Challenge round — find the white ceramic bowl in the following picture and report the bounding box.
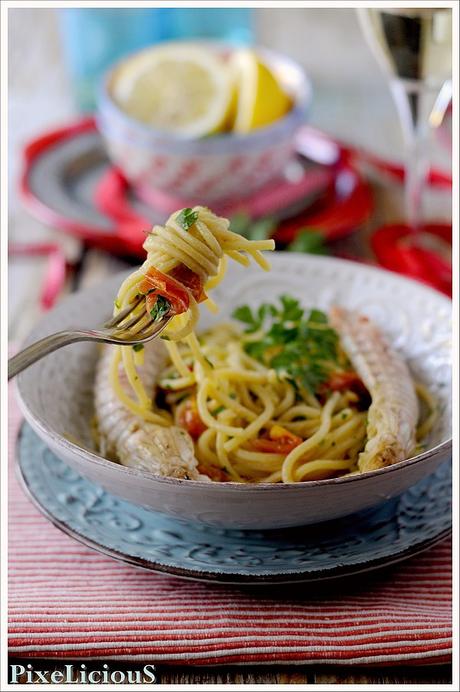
[97,44,311,204]
[16,254,451,529]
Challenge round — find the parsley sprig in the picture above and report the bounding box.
[150,295,171,322]
[232,295,340,394]
[287,229,328,255]
[177,208,198,231]
[230,212,276,241]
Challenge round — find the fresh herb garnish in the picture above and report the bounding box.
[229,212,251,236]
[230,212,276,241]
[114,299,121,309]
[247,217,276,241]
[232,295,340,394]
[287,229,328,255]
[132,344,144,352]
[150,295,171,322]
[177,208,198,231]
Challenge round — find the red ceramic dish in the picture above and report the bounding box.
[372,223,452,297]
[20,117,372,258]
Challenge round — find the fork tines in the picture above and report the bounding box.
[104,296,143,330]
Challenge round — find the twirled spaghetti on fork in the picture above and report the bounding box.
[109,206,274,427]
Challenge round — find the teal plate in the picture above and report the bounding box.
[17,424,452,584]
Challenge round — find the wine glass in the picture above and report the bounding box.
[357,8,452,230]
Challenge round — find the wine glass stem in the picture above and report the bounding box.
[391,81,432,230]
[404,122,429,231]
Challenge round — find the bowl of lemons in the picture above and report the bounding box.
[97,41,311,204]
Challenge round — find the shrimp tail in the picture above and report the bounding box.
[94,342,208,481]
[330,306,419,472]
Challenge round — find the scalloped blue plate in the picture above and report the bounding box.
[17,425,451,584]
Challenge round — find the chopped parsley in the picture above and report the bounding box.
[232,295,340,394]
[114,298,121,309]
[132,343,144,352]
[177,208,198,231]
[150,295,171,322]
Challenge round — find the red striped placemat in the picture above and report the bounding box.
[8,384,452,665]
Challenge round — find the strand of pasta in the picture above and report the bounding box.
[281,392,340,483]
[166,340,194,379]
[215,429,242,482]
[121,346,151,410]
[294,459,355,482]
[109,350,170,425]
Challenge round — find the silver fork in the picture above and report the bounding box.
[8,297,172,380]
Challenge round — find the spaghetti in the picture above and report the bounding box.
[110,206,274,426]
[159,323,368,483]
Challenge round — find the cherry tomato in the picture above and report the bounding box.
[139,267,190,316]
[177,397,207,440]
[197,464,229,482]
[321,371,371,410]
[251,426,302,455]
[170,264,207,303]
[325,371,364,392]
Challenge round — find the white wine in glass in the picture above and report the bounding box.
[357,8,452,228]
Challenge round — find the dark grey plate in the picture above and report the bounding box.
[24,129,156,231]
[21,123,328,253]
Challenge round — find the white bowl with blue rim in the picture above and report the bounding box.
[16,254,452,529]
[97,44,311,204]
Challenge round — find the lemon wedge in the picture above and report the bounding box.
[111,43,233,138]
[230,49,292,133]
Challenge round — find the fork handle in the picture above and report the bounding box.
[8,331,88,380]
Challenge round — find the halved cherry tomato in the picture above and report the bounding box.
[251,438,300,454]
[197,464,229,482]
[321,371,371,410]
[170,264,207,303]
[139,267,191,316]
[324,371,364,392]
[177,397,207,440]
[251,425,302,455]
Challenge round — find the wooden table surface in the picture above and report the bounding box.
[8,7,451,685]
[8,659,452,685]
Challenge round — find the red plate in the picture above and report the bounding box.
[19,118,374,258]
[372,223,452,296]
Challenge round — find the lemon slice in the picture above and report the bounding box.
[111,43,233,138]
[230,49,292,133]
